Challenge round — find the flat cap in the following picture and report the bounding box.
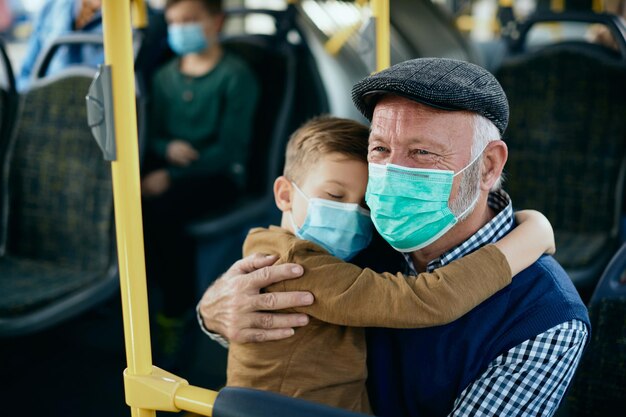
[352,58,509,135]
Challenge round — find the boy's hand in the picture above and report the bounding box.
[141,169,171,197]
[198,253,313,344]
[515,210,556,255]
[166,140,199,166]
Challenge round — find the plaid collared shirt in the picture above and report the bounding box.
[403,189,515,274]
[404,189,588,417]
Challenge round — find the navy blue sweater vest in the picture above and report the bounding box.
[364,255,591,417]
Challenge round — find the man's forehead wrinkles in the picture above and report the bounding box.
[370,121,449,150]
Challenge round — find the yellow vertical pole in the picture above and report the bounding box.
[101,1,155,417]
[131,0,149,29]
[371,0,390,71]
[550,0,565,12]
[591,0,604,12]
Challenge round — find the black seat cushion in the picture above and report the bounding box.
[567,298,626,416]
[0,257,106,316]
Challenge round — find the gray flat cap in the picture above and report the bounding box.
[352,58,509,135]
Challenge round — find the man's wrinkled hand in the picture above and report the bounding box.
[198,253,313,344]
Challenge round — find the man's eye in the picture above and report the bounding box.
[371,146,388,153]
[412,149,438,159]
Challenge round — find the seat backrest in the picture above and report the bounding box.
[0,36,15,102]
[566,243,626,416]
[496,41,626,236]
[222,35,295,197]
[0,37,16,256]
[4,68,114,272]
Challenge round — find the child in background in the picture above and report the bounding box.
[142,0,259,364]
[226,116,555,414]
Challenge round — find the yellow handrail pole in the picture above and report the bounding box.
[175,385,220,415]
[550,0,565,12]
[101,1,154,417]
[324,22,362,55]
[591,0,604,13]
[371,0,390,71]
[131,0,149,29]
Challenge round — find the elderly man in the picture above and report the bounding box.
[198,58,590,416]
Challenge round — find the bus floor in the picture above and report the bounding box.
[1,293,228,417]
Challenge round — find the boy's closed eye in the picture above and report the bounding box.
[326,192,344,200]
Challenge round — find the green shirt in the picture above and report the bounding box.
[149,51,259,185]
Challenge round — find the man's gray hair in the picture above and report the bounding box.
[449,114,502,220]
[472,114,503,191]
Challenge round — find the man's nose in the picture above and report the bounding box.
[388,151,414,168]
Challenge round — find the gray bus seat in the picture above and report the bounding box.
[565,242,626,416]
[33,32,148,160]
[0,37,16,256]
[495,12,626,297]
[0,67,117,337]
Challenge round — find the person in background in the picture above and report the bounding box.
[0,0,13,35]
[141,0,259,365]
[17,0,103,91]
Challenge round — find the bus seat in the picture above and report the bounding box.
[213,386,370,417]
[0,37,17,256]
[0,67,118,337]
[565,242,626,416]
[495,13,626,297]
[32,32,148,160]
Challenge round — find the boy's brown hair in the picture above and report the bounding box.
[165,0,223,15]
[284,116,369,183]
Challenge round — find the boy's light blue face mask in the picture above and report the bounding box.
[167,23,209,56]
[289,183,373,261]
[365,150,483,253]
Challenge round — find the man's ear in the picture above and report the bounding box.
[480,140,508,191]
[274,176,293,212]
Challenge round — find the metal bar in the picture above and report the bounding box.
[371,0,390,71]
[550,0,565,12]
[175,385,220,416]
[100,1,154,416]
[131,0,149,29]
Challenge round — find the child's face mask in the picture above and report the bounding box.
[289,182,373,261]
[167,23,210,56]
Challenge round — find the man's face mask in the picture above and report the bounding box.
[289,183,373,261]
[365,150,484,252]
[167,23,209,56]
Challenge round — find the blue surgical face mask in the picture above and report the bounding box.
[289,183,373,260]
[167,23,209,56]
[365,151,483,252]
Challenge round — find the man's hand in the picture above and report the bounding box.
[166,140,199,167]
[198,253,313,343]
[141,169,171,197]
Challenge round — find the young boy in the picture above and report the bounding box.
[142,0,259,360]
[227,116,555,414]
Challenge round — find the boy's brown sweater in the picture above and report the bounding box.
[227,226,511,414]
